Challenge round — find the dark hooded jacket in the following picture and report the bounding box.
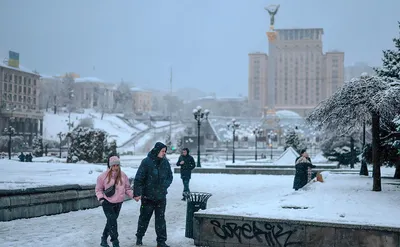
[134,142,173,201]
[293,156,316,190]
[176,148,196,179]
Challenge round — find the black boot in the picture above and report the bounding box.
[111,239,120,247]
[136,237,143,246]
[157,242,170,247]
[100,237,110,247]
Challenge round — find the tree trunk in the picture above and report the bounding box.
[372,112,381,191]
[360,159,369,176]
[360,122,369,176]
[394,160,400,179]
[53,95,57,114]
[350,137,355,169]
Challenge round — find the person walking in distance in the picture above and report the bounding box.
[133,142,173,247]
[176,147,195,201]
[95,156,135,247]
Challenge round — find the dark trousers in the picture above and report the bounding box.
[136,198,167,243]
[182,178,190,195]
[102,200,122,242]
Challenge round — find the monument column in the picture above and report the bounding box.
[265,4,280,115]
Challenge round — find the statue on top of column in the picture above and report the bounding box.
[265,4,280,31]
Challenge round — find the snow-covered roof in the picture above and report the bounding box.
[75,77,104,83]
[130,87,150,93]
[216,97,246,102]
[0,63,40,76]
[40,74,55,79]
[197,95,215,100]
[276,110,302,119]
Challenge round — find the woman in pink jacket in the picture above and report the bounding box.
[95,156,134,247]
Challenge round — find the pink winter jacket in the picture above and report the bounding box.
[95,170,134,204]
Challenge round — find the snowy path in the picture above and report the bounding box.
[0,174,294,247]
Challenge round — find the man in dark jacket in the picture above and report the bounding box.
[133,142,173,247]
[176,148,195,201]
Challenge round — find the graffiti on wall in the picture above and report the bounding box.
[210,220,303,247]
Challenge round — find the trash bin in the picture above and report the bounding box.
[185,192,212,239]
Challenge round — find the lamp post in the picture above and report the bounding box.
[268,130,277,160]
[4,126,15,160]
[57,132,65,158]
[227,119,240,163]
[253,127,263,161]
[192,106,210,168]
[225,139,230,161]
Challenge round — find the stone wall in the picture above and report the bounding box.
[193,213,400,247]
[0,180,133,221]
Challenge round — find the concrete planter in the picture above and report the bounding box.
[193,213,400,247]
[0,179,133,221]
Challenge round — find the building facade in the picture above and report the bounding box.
[0,63,43,145]
[130,87,152,115]
[248,28,345,117]
[73,77,115,111]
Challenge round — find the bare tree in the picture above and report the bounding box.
[307,75,400,191]
[113,82,132,113]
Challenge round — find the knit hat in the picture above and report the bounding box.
[108,156,120,168]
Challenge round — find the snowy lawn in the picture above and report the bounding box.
[0,160,138,190]
[204,170,400,228]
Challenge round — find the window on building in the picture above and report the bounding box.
[28,88,31,94]
[19,95,22,102]
[3,83,6,91]
[3,73,7,81]
[18,86,22,93]
[23,96,26,102]
[13,95,16,102]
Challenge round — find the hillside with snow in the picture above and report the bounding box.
[42,110,148,145]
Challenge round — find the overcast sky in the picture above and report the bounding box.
[0,0,399,97]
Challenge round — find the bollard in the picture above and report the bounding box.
[185,192,212,239]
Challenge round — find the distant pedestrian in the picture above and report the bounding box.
[133,142,173,247]
[176,148,195,201]
[95,156,135,247]
[293,150,316,190]
[18,152,25,162]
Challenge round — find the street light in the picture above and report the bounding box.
[253,127,263,161]
[225,139,230,161]
[268,130,277,160]
[192,106,210,167]
[57,132,65,158]
[4,126,15,160]
[227,119,240,163]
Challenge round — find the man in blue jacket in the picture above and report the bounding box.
[133,142,173,247]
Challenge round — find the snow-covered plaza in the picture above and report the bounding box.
[1,157,400,247]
